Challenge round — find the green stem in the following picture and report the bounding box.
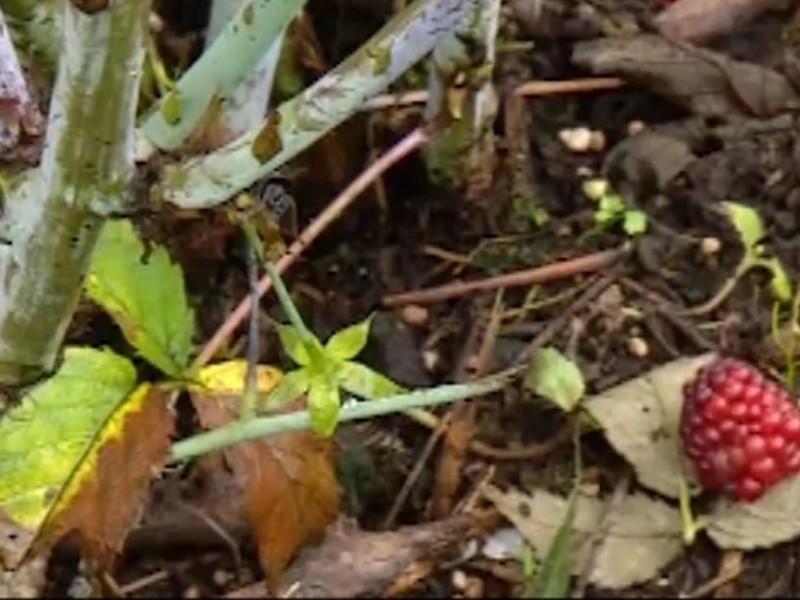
[139,0,307,150]
[264,261,317,349]
[171,369,514,462]
[157,0,485,209]
[0,0,149,384]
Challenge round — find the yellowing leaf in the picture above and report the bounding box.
[196,359,282,394]
[192,361,341,585]
[38,384,174,569]
[0,348,173,569]
[86,219,195,378]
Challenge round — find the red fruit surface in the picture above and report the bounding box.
[681,358,800,502]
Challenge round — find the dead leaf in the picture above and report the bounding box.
[572,35,800,118]
[707,475,800,549]
[36,384,174,570]
[191,361,341,586]
[483,485,683,590]
[227,514,489,598]
[584,354,716,498]
[655,0,787,44]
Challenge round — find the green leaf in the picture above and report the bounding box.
[338,361,405,400]
[596,194,625,226]
[0,347,138,564]
[260,368,311,412]
[307,378,341,437]
[533,491,578,598]
[325,315,373,361]
[160,89,183,125]
[525,347,585,412]
[723,202,764,254]
[767,257,792,304]
[86,219,195,378]
[275,324,313,367]
[623,210,648,236]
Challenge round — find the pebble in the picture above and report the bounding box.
[400,304,429,327]
[627,120,646,136]
[559,127,593,153]
[627,336,649,358]
[700,236,722,256]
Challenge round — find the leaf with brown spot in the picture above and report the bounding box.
[0,347,173,570]
[191,361,341,584]
[38,384,174,569]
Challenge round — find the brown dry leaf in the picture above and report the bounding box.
[191,361,341,585]
[655,0,787,44]
[584,353,716,498]
[227,514,488,598]
[572,35,800,118]
[37,384,174,570]
[483,485,683,590]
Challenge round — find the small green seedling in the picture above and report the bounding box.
[689,202,792,315]
[262,263,404,436]
[582,178,648,237]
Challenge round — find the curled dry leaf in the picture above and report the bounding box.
[655,0,787,44]
[584,353,717,498]
[482,485,683,590]
[191,360,341,586]
[573,35,800,119]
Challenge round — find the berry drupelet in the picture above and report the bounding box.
[681,358,800,502]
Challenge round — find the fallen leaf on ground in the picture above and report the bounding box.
[483,485,683,590]
[0,347,173,569]
[191,360,341,586]
[226,514,488,598]
[707,476,800,549]
[584,353,716,498]
[655,0,787,44]
[573,35,800,118]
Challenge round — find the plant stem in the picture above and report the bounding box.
[0,0,149,384]
[157,0,484,209]
[171,369,516,461]
[264,261,317,349]
[139,0,306,150]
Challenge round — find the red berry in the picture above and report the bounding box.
[681,358,800,502]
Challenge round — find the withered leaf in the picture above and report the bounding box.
[191,361,341,584]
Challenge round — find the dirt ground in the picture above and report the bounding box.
[35,0,800,597]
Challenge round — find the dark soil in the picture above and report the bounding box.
[43,0,800,597]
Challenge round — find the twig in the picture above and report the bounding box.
[119,571,170,597]
[361,77,625,110]
[194,127,428,368]
[382,247,627,308]
[469,421,573,461]
[382,413,451,529]
[515,271,622,364]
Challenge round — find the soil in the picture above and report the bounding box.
[35,0,800,597]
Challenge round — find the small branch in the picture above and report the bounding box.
[193,126,428,368]
[381,247,628,308]
[139,0,307,150]
[170,370,516,462]
[157,0,484,210]
[360,77,625,111]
